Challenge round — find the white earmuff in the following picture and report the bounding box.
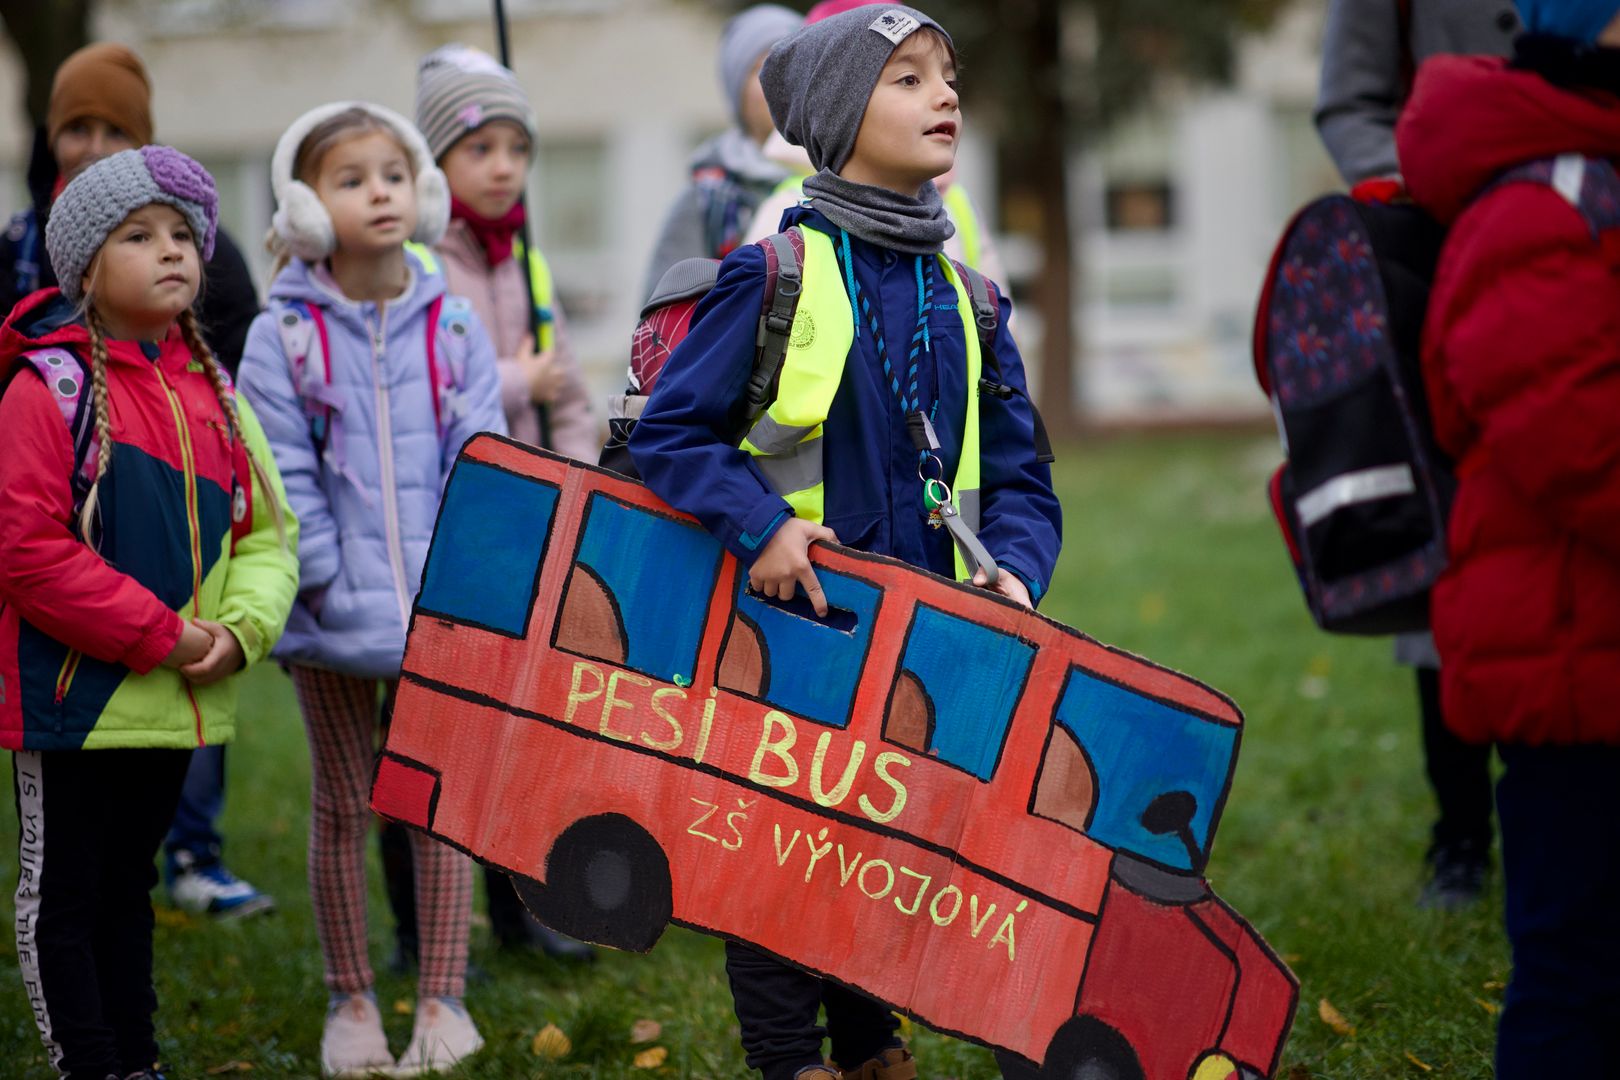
[411,163,450,247]
[272,179,336,262]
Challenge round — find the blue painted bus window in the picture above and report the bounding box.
[732,569,881,729]
[570,494,723,682]
[1052,667,1239,872]
[890,605,1034,781]
[418,462,560,637]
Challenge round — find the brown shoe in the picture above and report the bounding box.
[794,1068,841,1080]
[838,1048,918,1080]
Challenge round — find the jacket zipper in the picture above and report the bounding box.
[156,365,208,747]
[54,649,82,704]
[366,305,414,631]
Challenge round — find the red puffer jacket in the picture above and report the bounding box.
[1397,55,1620,745]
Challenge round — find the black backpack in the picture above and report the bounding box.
[1254,195,1452,635]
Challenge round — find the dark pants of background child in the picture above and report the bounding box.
[162,743,226,869]
[12,747,191,1078]
[1494,743,1620,1078]
[379,820,533,954]
[724,941,901,1080]
[1416,668,1493,853]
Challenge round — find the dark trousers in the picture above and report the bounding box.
[12,747,192,1079]
[1495,743,1620,1077]
[163,743,225,869]
[1417,668,1493,851]
[724,941,901,1080]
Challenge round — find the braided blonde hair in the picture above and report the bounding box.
[78,307,115,543]
[178,308,289,551]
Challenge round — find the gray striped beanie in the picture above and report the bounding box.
[416,44,537,162]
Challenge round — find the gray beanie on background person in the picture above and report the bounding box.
[416,43,538,162]
[761,4,949,173]
[47,145,219,305]
[718,4,803,124]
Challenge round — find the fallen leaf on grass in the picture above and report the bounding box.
[393,999,413,1016]
[1404,1052,1433,1072]
[1318,998,1356,1037]
[633,1046,668,1069]
[630,1019,662,1044]
[205,1063,253,1075]
[153,908,192,929]
[1288,1066,1311,1080]
[1475,997,1499,1016]
[532,1023,571,1059]
[1483,980,1505,991]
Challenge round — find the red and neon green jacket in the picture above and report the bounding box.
[0,290,299,751]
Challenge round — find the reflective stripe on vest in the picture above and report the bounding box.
[741,225,984,581]
[406,239,556,352]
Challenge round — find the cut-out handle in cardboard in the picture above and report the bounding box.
[373,436,1298,1080]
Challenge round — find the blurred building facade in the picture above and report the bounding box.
[0,0,1337,421]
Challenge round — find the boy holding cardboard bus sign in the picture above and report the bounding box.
[629,6,1061,1079]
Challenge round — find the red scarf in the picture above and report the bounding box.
[451,196,526,267]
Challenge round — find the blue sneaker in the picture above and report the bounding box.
[168,850,275,919]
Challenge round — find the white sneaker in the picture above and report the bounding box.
[391,997,484,1077]
[321,993,394,1078]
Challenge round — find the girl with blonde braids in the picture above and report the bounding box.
[0,146,297,1080]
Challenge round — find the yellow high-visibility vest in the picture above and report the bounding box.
[739,224,984,581]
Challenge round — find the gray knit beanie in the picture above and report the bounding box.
[718,5,803,125]
[761,5,949,173]
[416,44,538,162]
[47,145,219,305]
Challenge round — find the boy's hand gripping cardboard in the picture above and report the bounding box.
[372,436,1298,1080]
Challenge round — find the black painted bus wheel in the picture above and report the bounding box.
[520,813,672,953]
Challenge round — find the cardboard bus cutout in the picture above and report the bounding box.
[372,436,1299,1080]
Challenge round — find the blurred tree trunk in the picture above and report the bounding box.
[999,0,1080,435]
[0,1,92,127]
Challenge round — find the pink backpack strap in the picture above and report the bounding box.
[17,347,98,498]
[273,299,343,463]
[424,296,476,442]
[424,295,445,436]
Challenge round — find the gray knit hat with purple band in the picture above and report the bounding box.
[47,145,219,305]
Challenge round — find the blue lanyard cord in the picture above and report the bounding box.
[836,229,936,421]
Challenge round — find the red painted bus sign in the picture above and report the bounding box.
[372,436,1298,1080]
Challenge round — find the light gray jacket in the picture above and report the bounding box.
[1315,0,1519,185]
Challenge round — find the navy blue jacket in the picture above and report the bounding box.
[629,206,1060,600]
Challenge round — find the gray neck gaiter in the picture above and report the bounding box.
[801,169,955,255]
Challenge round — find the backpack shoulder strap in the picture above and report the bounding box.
[271,298,339,455]
[426,294,476,437]
[738,228,804,434]
[16,346,97,504]
[953,258,1000,359]
[950,259,1056,466]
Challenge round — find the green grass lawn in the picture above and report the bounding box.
[0,432,1507,1078]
